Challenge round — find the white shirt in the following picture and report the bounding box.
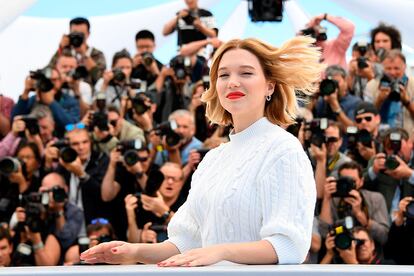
[167,117,316,264]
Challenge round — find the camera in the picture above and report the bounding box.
[406,201,414,220]
[319,77,338,96]
[131,93,150,115]
[116,140,143,167]
[356,41,369,70]
[300,25,327,42]
[89,111,109,131]
[112,68,126,83]
[25,201,46,233]
[20,115,40,136]
[330,224,361,250]
[304,118,328,148]
[134,169,165,200]
[67,65,89,81]
[97,234,112,244]
[202,75,210,90]
[52,139,78,163]
[141,52,154,67]
[384,132,402,170]
[153,120,182,147]
[170,55,192,80]
[0,157,26,177]
[332,176,356,197]
[48,186,67,203]
[29,68,54,93]
[380,74,405,102]
[94,92,106,111]
[197,148,210,161]
[68,32,85,48]
[346,126,372,150]
[181,10,199,25]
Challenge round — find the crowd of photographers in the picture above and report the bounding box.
[0,0,413,266]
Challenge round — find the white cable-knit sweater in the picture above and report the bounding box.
[167,117,316,264]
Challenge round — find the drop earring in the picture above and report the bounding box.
[266,95,271,101]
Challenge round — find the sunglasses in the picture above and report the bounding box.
[90,218,109,225]
[65,122,86,132]
[355,116,373,124]
[325,136,339,143]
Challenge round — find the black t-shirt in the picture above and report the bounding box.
[176,8,217,46]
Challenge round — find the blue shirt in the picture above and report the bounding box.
[154,136,203,166]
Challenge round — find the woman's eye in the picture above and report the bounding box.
[241,72,253,76]
[218,74,229,78]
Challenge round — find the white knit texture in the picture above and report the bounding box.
[167,118,316,264]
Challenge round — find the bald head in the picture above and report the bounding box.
[41,172,67,191]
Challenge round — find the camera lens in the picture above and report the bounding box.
[123,150,140,166]
[0,157,20,176]
[335,232,353,250]
[319,79,338,96]
[60,147,78,163]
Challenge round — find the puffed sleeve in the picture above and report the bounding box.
[258,146,316,264]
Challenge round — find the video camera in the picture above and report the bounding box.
[29,68,54,93]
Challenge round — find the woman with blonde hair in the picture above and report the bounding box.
[81,36,324,266]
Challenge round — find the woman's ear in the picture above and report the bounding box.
[267,82,275,95]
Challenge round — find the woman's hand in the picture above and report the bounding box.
[80,241,138,264]
[158,245,227,267]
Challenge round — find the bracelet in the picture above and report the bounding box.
[32,241,44,251]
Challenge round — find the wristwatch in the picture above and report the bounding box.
[55,210,64,218]
[161,210,171,222]
[32,241,45,251]
[333,107,342,117]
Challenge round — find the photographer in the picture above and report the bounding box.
[0,227,13,266]
[44,125,110,233]
[364,128,414,218]
[131,30,163,89]
[11,67,80,136]
[311,121,352,199]
[124,162,185,243]
[384,196,414,264]
[101,143,153,240]
[347,102,382,167]
[153,109,202,166]
[320,226,391,264]
[55,50,93,118]
[302,13,354,68]
[365,50,414,133]
[94,49,133,110]
[93,105,145,155]
[319,161,389,247]
[49,17,106,86]
[0,142,41,223]
[315,65,361,129]
[162,0,217,46]
[347,42,382,99]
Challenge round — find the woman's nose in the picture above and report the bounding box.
[227,75,240,89]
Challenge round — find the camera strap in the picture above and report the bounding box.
[327,153,340,173]
[111,85,123,104]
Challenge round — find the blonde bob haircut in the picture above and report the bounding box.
[201,36,325,127]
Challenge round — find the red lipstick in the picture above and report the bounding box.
[226,92,245,100]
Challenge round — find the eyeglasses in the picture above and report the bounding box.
[325,136,339,143]
[90,218,109,225]
[355,116,373,124]
[65,122,86,132]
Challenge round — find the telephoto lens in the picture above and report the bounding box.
[0,157,20,176]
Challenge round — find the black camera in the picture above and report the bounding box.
[356,41,369,69]
[25,202,46,233]
[384,155,400,170]
[68,32,85,48]
[346,126,372,150]
[68,65,89,81]
[153,120,182,147]
[305,118,328,148]
[89,111,109,131]
[330,225,358,250]
[181,10,199,25]
[131,93,150,115]
[29,68,54,93]
[170,55,192,80]
[134,169,165,200]
[49,186,67,203]
[202,75,210,90]
[0,157,26,177]
[112,68,126,83]
[142,52,154,67]
[380,74,405,102]
[332,176,356,198]
[117,140,143,167]
[384,132,402,170]
[319,77,338,96]
[94,92,106,111]
[20,115,40,136]
[97,234,112,244]
[52,139,78,163]
[301,26,327,42]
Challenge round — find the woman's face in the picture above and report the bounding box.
[17,147,38,174]
[216,49,273,120]
[114,57,132,79]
